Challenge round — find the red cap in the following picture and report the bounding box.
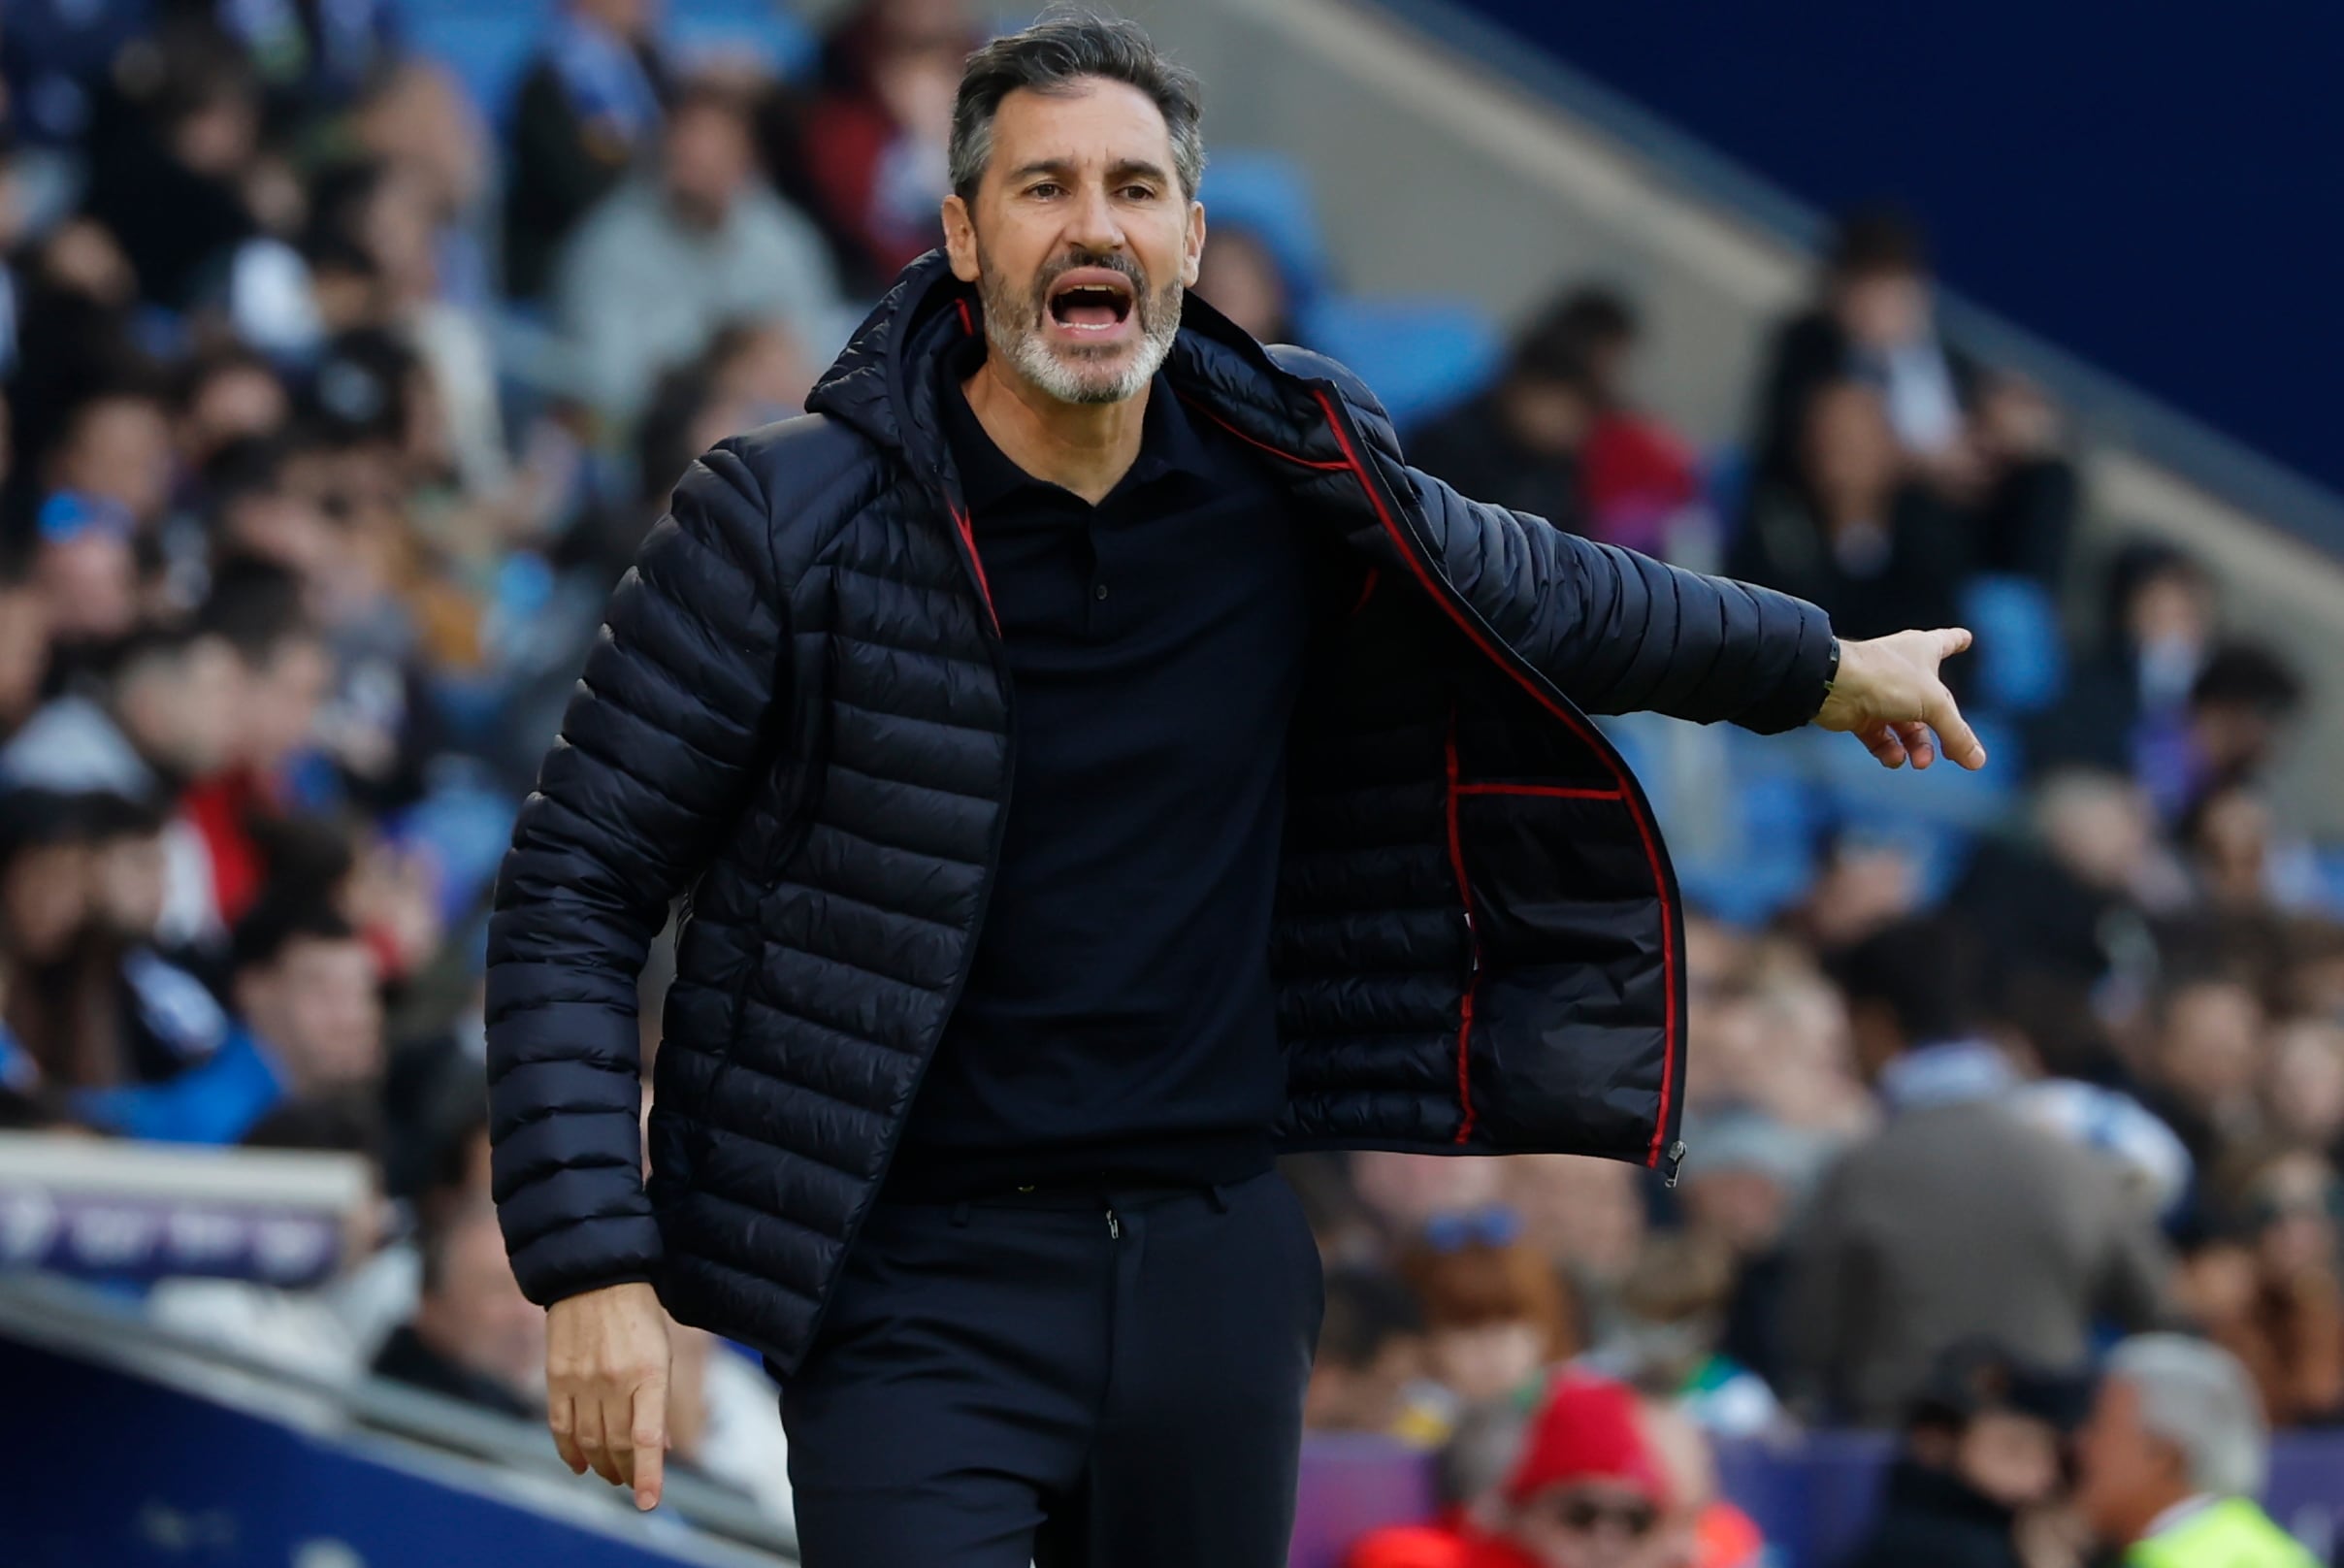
[1502,1372,1673,1509]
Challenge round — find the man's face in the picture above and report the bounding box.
[1509,1481,1667,1568]
[2073,1378,2182,1541]
[55,397,175,525]
[1955,1410,2065,1510]
[662,102,754,229]
[426,1211,545,1396]
[943,79,1204,406]
[240,936,382,1094]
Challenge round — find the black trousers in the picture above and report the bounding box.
[776,1167,1326,1567]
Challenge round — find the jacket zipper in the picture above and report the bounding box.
[795,485,1019,1365]
[1312,388,1687,1184]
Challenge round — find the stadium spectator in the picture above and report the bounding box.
[374,1203,545,1418]
[503,0,669,302]
[1396,1207,1579,1417]
[76,898,379,1144]
[2137,640,2305,825]
[795,0,973,292]
[2073,1334,2320,1566]
[555,78,843,429]
[0,547,49,741]
[1671,1112,1811,1396]
[2132,972,2266,1177]
[1541,286,1701,558]
[1409,303,1601,538]
[1194,224,1299,347]
[0,621,242,801]
[1342,1399,1532,1568]
[1783,918,2172,1422]
[1843,1339,2093,1568]
[2190,1153,2344,1427]
[1596,1231,1784,1441]
[1305,1266,1432,1440]
[1465,1371,1677,1568]
[1751,207,1972,494]
[1728,377,1968,644]
[2035,542,2217,778]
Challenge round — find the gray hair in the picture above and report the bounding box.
[948,10,1207,205]
[2107,1333,2268,1497]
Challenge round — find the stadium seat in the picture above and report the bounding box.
[1300,294,1503,432]
[1959,573,2067,715]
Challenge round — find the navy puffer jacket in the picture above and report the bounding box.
[486,254,1834,1375]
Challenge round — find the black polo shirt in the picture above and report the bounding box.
[883,343,1335,1201]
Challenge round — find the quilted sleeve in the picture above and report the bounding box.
[484,441,786,1306]
[1402,464,1836,734]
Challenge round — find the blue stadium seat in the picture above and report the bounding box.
[1959,572,2067,715]
[398,6,551,125]
[1299,294,1503,432]
[665,0,820,82]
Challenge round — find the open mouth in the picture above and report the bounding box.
[1045,268,1137,337]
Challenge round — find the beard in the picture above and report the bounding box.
[975,243,1185,406]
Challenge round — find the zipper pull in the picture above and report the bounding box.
[1105,1206,1121,1241]
[1661,1139,1688,1189]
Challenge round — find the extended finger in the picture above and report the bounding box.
[549,1393,589,1476]
[576,1396,625,1487]
[1895,720,1937,770]
[1925,685,1989,770]
[631,1381,668,1511]
[1934,626,1974,663]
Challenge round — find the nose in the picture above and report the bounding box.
[1063,179,1125,254]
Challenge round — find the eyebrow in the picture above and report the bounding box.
[1007,158,1174,188]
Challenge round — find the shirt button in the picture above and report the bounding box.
[1093,582,1110,600]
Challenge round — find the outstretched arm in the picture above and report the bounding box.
[1405,468,1984,768]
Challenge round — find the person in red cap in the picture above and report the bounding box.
[1470,1372,1677,1568]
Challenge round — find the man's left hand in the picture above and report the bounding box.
[1812,628,1987,771]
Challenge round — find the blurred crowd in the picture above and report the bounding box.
[0,2,2338,1564]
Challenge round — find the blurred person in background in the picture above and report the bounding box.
[2034,542,2216,779]
[2184,1153,2344,1428]
[1729,376,1967,644]
[1753,207,1970,495]
[1462,1371,1678,1568]
[504,0,669,302]
[1305,1266,1432,1442]
[2138,639,2304,827]
[374,1202,545,1419]
[1501,1155,1648,1351]
[2260,1018,2344,1158]
[77,897,379,1143]
[1784,917,2171,1422]
[2131,970,2266,1177]
[1410,302,1602,538]
[1192,223,1298,347]
[1595,1230,1783,1441]
[0,546,50,742]
[1844,1339,2094,1568]
[796,0,973,292]
[1673,1111,1813,1395]
[1396,1206,1580,1427]
[1635,1395,1766,1568]
[80,20,268,315]
[2073,1334,2319,1567]
[1343,1398,1531,1568]
[1535,286,1699,559]
[0,621,241,802]
[556,77,842,431]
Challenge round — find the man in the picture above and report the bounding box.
[1845,1340,2091,1568]
[556,78,843,427]
[487,15,1984,1563]
[1464,1373,1677,1568]
[2073,1334,2319,1566]
[1783,918,2171,1423]
[374,1205,547,1419]
[78,899,381,1144]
